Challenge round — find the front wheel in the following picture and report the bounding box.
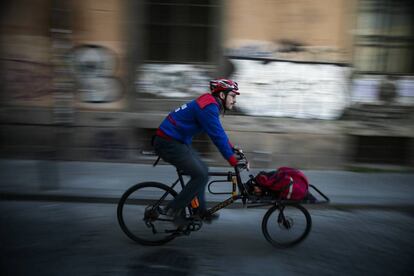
[117,182,180,246]
[262,203,312,248]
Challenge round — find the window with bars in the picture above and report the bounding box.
[144,0,220,63]
[353,0,414,74]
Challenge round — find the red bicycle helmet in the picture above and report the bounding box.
[210,79,239,95]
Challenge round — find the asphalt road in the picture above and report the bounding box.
[1,160,414,209]
[1,200,413,276]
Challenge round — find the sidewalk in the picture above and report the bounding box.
[1,159,414,210]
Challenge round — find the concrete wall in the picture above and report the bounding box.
[1,0,413,170]
[71,0,129,111]
[1,0,128,110]
[224,0,357,63]
[0,106,352,169]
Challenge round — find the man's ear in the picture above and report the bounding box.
[219,92,225,100]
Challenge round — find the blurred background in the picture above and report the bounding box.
[1,0,413,170]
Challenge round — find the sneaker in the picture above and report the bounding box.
[158,207,188,228]
[173,212,188,228]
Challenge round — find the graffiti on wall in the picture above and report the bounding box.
[397,78,414,98]
[226,43,274,59]
[351,76,414,104]
[136,64,213,98]
[136,58,350,120]
[3,58,54,100]
[231,59,350,119]
[3,44,123,104]
[71,45,123,103]
[226,40,343,63]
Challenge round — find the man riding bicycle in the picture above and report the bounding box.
[153,79,243,225]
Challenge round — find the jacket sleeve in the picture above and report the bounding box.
[196,104,237,166]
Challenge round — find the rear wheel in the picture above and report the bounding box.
[262,203,312,248]
[117,182,180,246]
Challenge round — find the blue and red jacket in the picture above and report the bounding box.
[157,93,238,166]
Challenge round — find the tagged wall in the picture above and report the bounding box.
[71,45,123,103]
[351,76,414,104]
[232,59,351,119]
[136,58,351,120]
[136,64,214,98]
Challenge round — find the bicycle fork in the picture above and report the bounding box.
[277,205,293,229]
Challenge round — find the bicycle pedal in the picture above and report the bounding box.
[187,221,202,231]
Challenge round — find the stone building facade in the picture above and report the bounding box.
[1,0,413,169]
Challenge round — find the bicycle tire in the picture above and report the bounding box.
[262,203,312,248]
[117,182,180,246]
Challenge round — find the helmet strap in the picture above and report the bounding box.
[223,93,229,114]
[213,93,227,114]
[219,92,229,112]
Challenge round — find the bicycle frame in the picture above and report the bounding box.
[160,166,259,216]
[153,161,329,219]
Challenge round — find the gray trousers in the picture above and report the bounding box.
[153,136,209,212]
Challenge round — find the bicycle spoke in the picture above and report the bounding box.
[117,182,180,245]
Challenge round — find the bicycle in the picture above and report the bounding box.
[117,150,329,248]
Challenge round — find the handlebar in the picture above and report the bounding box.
[234,147,249,172]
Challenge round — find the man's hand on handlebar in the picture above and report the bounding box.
[236,158,250,171]
[233,145,244,158]
[233,145,249,171]
[233,145,242,153]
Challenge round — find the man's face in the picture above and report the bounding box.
[221,91,237,110]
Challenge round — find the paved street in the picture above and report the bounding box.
[1,160,414,208]
[1,200,413,276]
[1,159,414,275]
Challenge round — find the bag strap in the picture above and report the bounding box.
[276,177,294,199]
[286,177,294,199]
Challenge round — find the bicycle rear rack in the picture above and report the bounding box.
[293,184,330,204]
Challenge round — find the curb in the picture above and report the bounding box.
[1,192,414,212]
